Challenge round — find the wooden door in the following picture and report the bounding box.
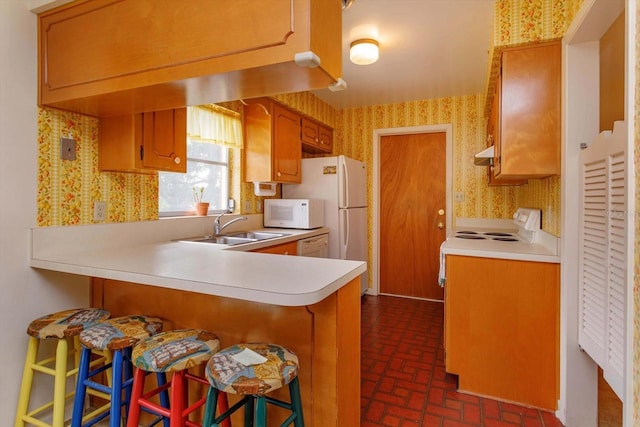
[380,133,446,300]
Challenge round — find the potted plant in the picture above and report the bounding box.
[193,186,209,216]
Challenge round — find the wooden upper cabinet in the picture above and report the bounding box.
[243,98,301,184]
[493,41,561,179]
[487,74,526,186]
[301,117,333,154]
[38,0,342,117]
[100,108,186,173]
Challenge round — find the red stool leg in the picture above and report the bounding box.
[218,392,231,427]
[126,368,146,427]
[169,371,186,427]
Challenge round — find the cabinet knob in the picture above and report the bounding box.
[277,171,282,177]
[283,251,289,255]
[438,209,445,216]
[174,157,181,164]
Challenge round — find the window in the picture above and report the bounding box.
[158,140,229,216]
[159,105,242,217]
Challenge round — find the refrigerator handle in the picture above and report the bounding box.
[340,160,348,208]
[340,209,349,258]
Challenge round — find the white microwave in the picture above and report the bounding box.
[263,199,324,229]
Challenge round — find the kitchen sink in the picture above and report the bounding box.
[176,231,289,246]
[226,231,289,240]
[178,236,257,246]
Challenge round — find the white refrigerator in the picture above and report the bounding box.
[283,155,368,294]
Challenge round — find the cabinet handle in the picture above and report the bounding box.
[174,157,181,164]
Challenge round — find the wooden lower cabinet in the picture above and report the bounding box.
[251,241,297,255]
[90,276,360,426]
[444,255,559,410]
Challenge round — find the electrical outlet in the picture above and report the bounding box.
[94,201,106,221]
[244,201,252,213]
[454,192,465,202]
[257,201,263,212]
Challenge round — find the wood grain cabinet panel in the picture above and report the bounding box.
[444,255,559,410]
[487,74,526,186]
[301,117,333,154]
[493,41,561,179]
[99,108,186,173]
[38,0,342,117]
[243,98,301,184]
[251,241,298,255]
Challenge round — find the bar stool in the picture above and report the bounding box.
[126,329,230,427]
[70,314,164,427]
[203,343,304,427]
[14,307,111,427]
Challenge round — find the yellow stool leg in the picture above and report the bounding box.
[14,337,39,427]
[52,338,68,427]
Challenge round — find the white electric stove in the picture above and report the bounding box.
[441,208,559,263]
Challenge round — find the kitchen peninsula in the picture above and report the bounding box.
[30,216,365,426]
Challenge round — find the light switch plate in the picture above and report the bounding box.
[60,137,76,161]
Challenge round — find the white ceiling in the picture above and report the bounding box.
[313,0,495,110]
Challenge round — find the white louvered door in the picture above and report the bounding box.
[578,120,628,400]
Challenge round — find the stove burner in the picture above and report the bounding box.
[492,237,519,242]
[483,232,514,237]
[457,230,478,234]
[455,235,487,240]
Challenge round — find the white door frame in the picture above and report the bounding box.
[370,124,453,296]
[561,0,632,425]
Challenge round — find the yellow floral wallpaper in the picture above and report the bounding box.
[37,107,157,226]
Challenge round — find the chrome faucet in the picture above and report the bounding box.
[214,212,248,235]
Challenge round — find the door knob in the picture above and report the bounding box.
[437,222,444,229]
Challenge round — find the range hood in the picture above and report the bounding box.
[474,145,494,166]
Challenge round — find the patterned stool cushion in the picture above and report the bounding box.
[27,308,111,339]
[132,329,220,373]
[206,343,299,396]
[80,315,163,351]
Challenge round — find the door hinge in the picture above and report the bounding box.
[140,145,144,160]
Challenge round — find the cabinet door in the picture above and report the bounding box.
[99,108,186,173]
[251,241,298,255]
[243,101,274,183]
[141,108,187,172]
[273,105,301,183]
[318,124,333,153]
[488,79,526,186]
[497,41,561,178]
[301,118,320,148]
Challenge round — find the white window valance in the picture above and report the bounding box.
[187,104,243,148]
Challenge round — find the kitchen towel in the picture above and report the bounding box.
[438,242,446,287]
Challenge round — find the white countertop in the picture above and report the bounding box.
[30,215,366,306]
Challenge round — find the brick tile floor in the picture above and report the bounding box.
[360,295,565,427]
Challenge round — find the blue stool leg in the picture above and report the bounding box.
[122,347,133,421]
[289,378,305,427]
[254,396,266,427]
[71,346,92,427]
[155,373,170,427]
[203,387,218,427]
[109,350,123,427]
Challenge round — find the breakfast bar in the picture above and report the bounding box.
[29,218,366,426]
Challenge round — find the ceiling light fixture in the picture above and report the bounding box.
[350,39,379,65]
